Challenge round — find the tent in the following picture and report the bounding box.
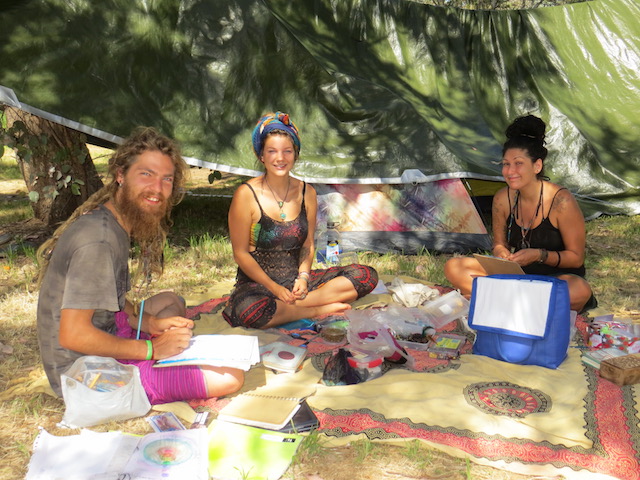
[1,0,639,252]
[316,179,493,254]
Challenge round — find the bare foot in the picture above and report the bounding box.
[265,302,353,328]
[316,303,351,316]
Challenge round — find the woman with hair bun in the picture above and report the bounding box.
[445,115,596,313]
[223,112,378,329]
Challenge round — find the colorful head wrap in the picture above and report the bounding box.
[251,111,301,159]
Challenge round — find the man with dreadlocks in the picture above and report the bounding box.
[36,127,244,404]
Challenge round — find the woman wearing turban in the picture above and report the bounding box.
[222,112,379,328]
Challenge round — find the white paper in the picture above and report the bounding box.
[472,277,552,337]
[154,334,260,370]
[26,429,132,480]
[26,428,208,480]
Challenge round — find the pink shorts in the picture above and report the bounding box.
[114,312,208,405]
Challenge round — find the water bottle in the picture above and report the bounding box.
[315,221,342,265]
[315,222,327,264]
[325,222,342,265]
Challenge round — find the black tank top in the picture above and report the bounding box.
[507,187,586,277]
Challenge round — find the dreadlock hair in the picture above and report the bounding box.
[37,127,187,287]
[502,115,548,179]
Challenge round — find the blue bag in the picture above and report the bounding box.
[468,274,571,369]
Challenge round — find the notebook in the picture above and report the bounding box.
[154,334,260,370]
[208,421,303,480]
[217,384,316,430]
[473,254,525,275]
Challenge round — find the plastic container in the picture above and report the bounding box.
[420,290,470,329]
[320,325,347,343]
[318,317,348,343]
[347,352,383,381]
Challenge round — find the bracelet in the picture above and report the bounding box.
[296,271,310,281]
[538,249,548,264]
[145,340,154,361]
[553,251,561,268]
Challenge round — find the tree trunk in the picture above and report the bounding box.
[3,107,104,228]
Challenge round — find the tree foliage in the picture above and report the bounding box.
[1,107,103,227]
[419,0,586,8]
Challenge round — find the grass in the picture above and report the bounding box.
[0,147,21,180]
[0,149,31,226]
[1,145,639,479]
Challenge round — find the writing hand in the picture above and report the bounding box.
[151,327,193,359]
[509,248,539,266]
[492,245,511,259]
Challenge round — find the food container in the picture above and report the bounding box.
[347,352,383,381]
[318,318,349,343]
[420,290,470,329]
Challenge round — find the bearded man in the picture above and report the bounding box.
[36,127,243,404]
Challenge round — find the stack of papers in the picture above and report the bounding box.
[26,428,208,480]
[154,335,260,370]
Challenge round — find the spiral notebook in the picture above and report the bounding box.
[217,384,316,430]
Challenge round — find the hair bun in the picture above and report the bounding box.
[505,115,546,143]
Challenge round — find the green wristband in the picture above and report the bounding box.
[145,340,153,361]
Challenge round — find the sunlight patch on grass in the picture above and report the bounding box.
[0,148,21,180]
[87,145,112,177]
[0,199,32,225]
[360,249,449,286]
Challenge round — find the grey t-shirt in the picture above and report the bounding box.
[37,205,131,395]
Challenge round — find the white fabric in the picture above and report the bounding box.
[471,277,552,337]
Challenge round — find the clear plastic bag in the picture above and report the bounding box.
[60,356,151,428]
[345,310,414,367]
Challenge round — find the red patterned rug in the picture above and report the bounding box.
[186,297,640,480]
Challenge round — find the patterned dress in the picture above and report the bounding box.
[223,182,378,328]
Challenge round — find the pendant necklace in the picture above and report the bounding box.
[517,180,544,249]
[264,175,290,220]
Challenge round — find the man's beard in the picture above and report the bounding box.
[115,184,170,243]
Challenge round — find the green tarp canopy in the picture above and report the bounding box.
[1,0,639,222]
